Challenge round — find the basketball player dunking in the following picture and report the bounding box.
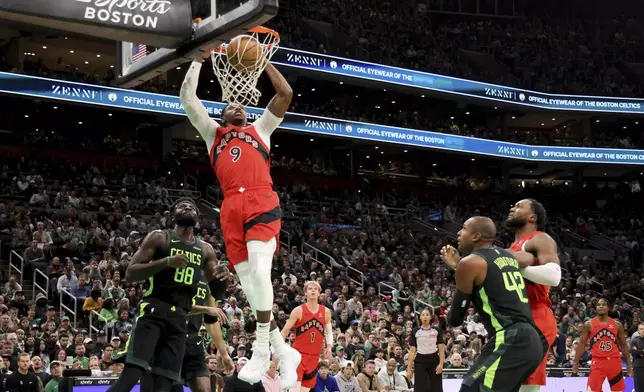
[441,199,560,392]
[180,58,301,389]
[281,281,333,392]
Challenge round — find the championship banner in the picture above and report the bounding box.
[2,72,644,165]
[272,47,644,114]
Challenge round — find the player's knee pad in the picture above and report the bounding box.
[234,261,258,312]
[247,238,276,311]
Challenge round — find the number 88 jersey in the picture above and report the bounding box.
[143,230,206,312]
[589,317,620,359]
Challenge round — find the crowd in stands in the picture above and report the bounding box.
[272,1,644,97]
[0,130,642,392]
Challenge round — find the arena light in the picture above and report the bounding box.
[340,82,343,84]
[596,119,600,122]
[375,146,379,149]
[42,46,47,49]
[108,113,112,116]
[97,54,101,58]
[311,88,315,91]
[432,163,437,167]
[110,65,114,68]
[512,116,516,119]
[403,150,408,153]
[552,118,556,121]
[366,155,370,159]
[274,144,279,147]
[450,116,454,120]
[310,138,314,142]
[421,95,425,98]
[466,111,470,115]
[70,50,74,53]
[380,151,384,155]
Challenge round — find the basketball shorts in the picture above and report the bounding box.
[112,298,188,382]
[175,333,209,383]
[523,306,557,386]
[221,185,282,265]
[588,358,625,392]
[460,323,546,392]
[297,353,320,388]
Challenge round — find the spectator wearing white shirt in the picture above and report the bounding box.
[378,359,411,392]
[56,267,78,296]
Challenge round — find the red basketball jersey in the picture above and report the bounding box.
[292,304,326,355]
[589,317,621,359]
[510,231,552,308]
[209,124,273,194]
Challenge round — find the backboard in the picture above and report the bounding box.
[115,0,279,88]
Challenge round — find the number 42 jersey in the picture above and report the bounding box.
[143,230,206,312]
[470,247,535,336]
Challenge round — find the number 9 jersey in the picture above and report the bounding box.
[143,229,207,312]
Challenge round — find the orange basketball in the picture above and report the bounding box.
[226,35,264,72]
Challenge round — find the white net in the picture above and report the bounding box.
[211,27,280,106]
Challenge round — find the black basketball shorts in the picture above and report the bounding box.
[459,322,547,392]
[112,298,188,382]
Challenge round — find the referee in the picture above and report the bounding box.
[407,309,445,392]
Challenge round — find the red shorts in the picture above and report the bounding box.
[220,186,281,265]
[297,353,320,388]
[588,358,625,392]
[523,306,557,386]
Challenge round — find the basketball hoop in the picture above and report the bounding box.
[211,26,280,106]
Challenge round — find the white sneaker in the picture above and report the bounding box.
[238,349,270,385]
[277,345,302,390]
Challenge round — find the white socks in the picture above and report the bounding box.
[269,327,288,355]
[256,322,271,355]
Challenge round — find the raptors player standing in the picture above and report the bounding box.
[282,281,333,392]
[506,198,561,392]
[573,299,633,392]
[180,58,301,389]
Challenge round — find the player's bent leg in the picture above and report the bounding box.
[106,364,147,392]
[234,261,258,314]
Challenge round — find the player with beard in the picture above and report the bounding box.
[108,198,230,392]
[440,199,560,392]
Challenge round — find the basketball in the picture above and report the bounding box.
[227,35,264,72]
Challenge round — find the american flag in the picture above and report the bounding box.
[131,44,147,62]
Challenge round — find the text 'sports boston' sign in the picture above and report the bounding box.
[0,0,193,48]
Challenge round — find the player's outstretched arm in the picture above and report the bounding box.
[264,63,293,119]
[252,63,293,142]
[572,321,591,373]
[180,60,219,149]
[617,321,633,376]
[446,254,484,327]
[125,230,187,282]
[521,233,561,286]
[281,306,302,340]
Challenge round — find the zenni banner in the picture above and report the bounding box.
[272,47,644,115]
[0,0,193,48]
[1,71,644,165]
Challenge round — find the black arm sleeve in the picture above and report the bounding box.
[208,278,229,301]
[446,290,472,327]
[203,314,219,324]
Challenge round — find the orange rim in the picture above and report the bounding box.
[211,25,280,54]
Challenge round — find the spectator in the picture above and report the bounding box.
[224,357,264,392]
[314,361,340,392]
[43,361,63,392]
[377,359,410,392]
[56,267,77,297]
[335,362,361,392]
[3,277,22,299]
[5,353,41,392]
[356,360,383,392]
[260,360,280,392]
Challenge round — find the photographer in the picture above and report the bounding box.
[5,354,41,392]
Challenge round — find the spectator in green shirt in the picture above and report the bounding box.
[73,345,89,369]
[44,361,63,392]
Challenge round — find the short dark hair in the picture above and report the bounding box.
[221,103,231,126]
[527,198,547,229]
[318,360,329,369]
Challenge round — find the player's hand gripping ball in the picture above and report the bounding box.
[226,35,265,72]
